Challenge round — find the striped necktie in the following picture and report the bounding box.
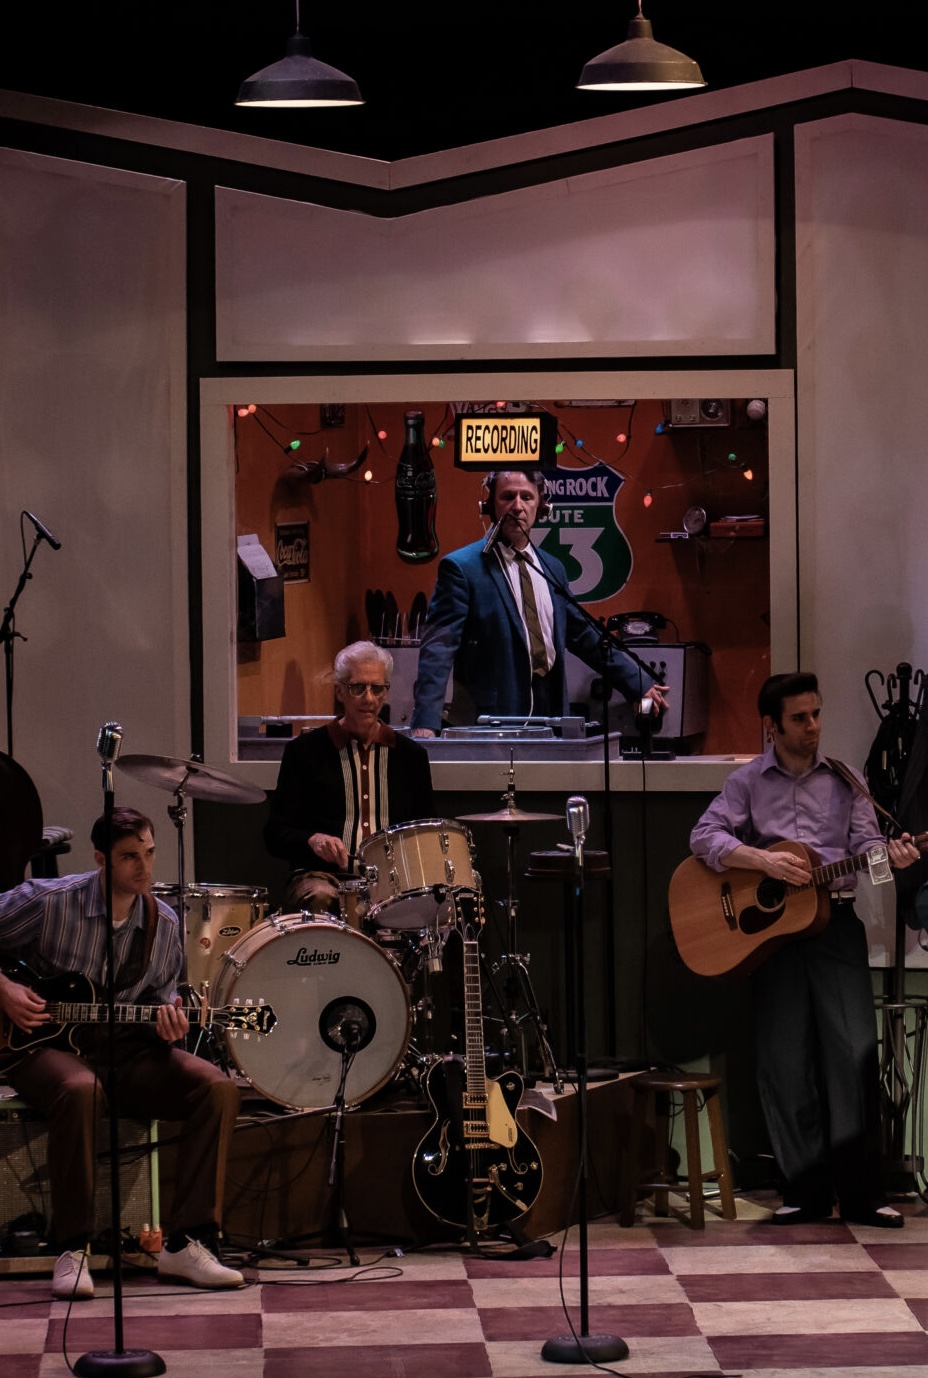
[515,550,548,677]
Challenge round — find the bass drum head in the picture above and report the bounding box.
[211,916,411,1111]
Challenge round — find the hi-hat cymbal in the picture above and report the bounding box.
[116,754,266,804]
[457,804,560,824]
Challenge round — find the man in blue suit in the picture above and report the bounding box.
[410,470,667,735]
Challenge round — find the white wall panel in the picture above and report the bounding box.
[215,138,775,362]
[795,114,928,963]
[0,148,188,872]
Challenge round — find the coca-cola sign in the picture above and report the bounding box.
[275,522,310,583]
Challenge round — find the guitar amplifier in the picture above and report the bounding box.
[565,642,710,748]
[0,1095,157,1267]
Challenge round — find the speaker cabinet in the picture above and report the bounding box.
[0,1101,156,1265]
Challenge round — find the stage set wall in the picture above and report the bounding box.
[2,69,928,1183]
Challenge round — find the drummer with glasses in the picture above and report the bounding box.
[264,640,435,914]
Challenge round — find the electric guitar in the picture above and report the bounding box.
[412,900,542,1234]
[0,963,277,1068]
[668,833,928,979]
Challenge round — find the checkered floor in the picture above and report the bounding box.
[4,1191,928,1377]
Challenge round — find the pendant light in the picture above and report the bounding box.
[577,2,706,93]
[236,2,363,108]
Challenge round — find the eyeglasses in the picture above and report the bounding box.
[342,681,390,698]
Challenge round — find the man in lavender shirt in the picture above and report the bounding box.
[690,672,920,1227]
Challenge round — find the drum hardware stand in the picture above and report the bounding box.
[495,799,563,1093]
[458,757,564,1090]
[183,979,235,1069]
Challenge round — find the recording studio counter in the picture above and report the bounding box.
[424,750,754,795]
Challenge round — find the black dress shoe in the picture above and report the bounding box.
[841,1206,905,1228]
[769,1204,834,1225]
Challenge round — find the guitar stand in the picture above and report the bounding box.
[457,1112,553,1262]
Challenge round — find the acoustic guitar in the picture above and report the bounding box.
[668,834,928,979]
[412,899,542,1235]
[0,963,277,1069]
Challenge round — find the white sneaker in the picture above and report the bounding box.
[52,1248,94,1300]
[157,1236,244,1289]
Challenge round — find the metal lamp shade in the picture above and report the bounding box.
[578,16,706,92]
[236,34,363,107]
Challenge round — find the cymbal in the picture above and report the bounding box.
[457,805,560,824]
[116,754,266,805]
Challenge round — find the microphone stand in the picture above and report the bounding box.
[528,543,663,1060]
[327,1036,360,1267]
[541,810,628,1366]
[0,526,49,757]
[76,728,165,1378]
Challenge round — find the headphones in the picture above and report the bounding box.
[479,469,552,521]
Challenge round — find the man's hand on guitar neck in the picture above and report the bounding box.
[155,996,190,1044]
[887,833,921,869]
[0,970,50,1033]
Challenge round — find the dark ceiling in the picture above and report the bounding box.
[2,2,927,161]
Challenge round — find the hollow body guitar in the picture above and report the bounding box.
[0,962,276,1069]
[412,912,542,1234]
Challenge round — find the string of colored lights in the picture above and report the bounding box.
[234,400,762,508]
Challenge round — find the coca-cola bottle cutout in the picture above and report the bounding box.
[394,410,438,562]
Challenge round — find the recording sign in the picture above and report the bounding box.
[454,412,557,471]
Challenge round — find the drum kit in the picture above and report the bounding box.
[116,750,564,1115]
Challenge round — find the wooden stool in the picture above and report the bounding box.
[619,1070,737,1229]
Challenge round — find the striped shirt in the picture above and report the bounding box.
[331,727,393,858]
[0,872,182,1002]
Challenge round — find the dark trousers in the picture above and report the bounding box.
[752,902,885,1214]
[6,1040,241,1245]
[530,672,558,717]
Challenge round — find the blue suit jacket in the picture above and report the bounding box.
[410,538,655,732]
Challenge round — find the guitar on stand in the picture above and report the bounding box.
[412,890,543,1240]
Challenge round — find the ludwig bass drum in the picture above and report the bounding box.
[210,915,411,1111]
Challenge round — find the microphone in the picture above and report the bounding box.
[322,1001,373,1053]
[96,721,123,792]
[97,721,124,765]
[482,514,504,554]
[566,795,589,850]
[24,511,61,551]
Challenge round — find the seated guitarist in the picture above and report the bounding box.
[690,672,920,1228]
[0,807,243,1298]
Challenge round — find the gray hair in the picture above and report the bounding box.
[334,640,393,683]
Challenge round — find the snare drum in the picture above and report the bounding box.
[359,819,478,930]
[337,877,369,931]
[210,915,411,1110]
[152,882,268,991]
